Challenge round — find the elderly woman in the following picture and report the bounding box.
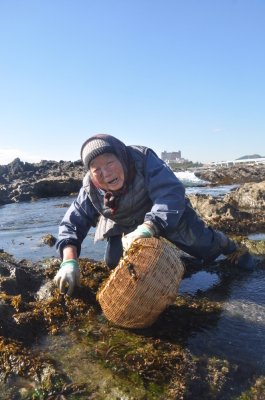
[54,134,254,295]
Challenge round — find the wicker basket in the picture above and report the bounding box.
[97,237,185,328]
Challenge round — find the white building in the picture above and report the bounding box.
[210,157,265,167]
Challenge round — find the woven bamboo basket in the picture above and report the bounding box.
[97,237,185,328]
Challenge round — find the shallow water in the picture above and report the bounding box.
[188,268,265,371]
[248,233,265,241]
[178,270,220,295]
[0,196,106,262]
[1,332,147,399]
[186,183,241,197]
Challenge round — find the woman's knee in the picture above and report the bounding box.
[104,256,120,270]
[104,235,123,270]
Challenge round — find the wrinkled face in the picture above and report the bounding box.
[90,153,125,191]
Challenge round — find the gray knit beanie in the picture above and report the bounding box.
[81,138,117,170]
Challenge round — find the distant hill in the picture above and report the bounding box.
[236,154,264,160]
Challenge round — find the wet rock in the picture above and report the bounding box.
[0,255,46,301]
[1,278,21,296]
[55,203,71,208]
[0,298,14,319]
[36,281,54,301]
[41,234,57,247]
[0,253,102,342]
[0,264,11,277]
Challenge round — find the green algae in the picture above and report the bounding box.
[227,236,265,257]
[246,239,265,255]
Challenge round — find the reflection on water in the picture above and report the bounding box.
[188,268,265,377]
[248,233,265,241]
[0,196,106,261]
[179,270,220,295]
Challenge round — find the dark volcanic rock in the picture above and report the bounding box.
[0,158,85,204]
[0,255,48,302]
[194,164,265,185]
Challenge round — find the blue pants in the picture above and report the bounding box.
[104,198,235,270]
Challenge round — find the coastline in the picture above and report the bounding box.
[1,158,265,205]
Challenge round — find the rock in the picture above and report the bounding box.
[0,264,11,277]
[0,255,47,302]
[0,158,85,204]
[188,181,265,234]
[224,181,265,209]
[195,165,265,185]
[0,165,7,175]
[36,281,54,301]
[41,234,57,247]
[1,157,265,205]
[55,203,71,208]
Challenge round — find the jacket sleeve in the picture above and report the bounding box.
[56,187,100,259]
[144,150,186,235]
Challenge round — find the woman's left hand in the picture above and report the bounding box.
[122,224,153,252]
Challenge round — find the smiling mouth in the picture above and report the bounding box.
[108,178,118,184]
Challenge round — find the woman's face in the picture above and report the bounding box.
[90,153,125,191]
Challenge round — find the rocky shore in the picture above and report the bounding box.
[194,164,265,185]
[1,157,264,236]
[0,158,85,204]
[189,181,265,234]
[1,158,265,398]
[1,157,265,205]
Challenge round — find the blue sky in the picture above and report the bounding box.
[0,0,264,165]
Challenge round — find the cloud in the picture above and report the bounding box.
[0,147,44,165]
[212,128,223,132]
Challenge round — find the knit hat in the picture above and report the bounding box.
[81,134,136,214]
[81,138,117,170]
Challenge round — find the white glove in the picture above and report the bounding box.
[54,259,80,296]
[122,225,153,253]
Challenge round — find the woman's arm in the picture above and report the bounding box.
[144,150,186,235]
[62,245,78,261]
[56,187,100,259]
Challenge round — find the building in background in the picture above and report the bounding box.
[160,150,189,164]
[161,150,181,162]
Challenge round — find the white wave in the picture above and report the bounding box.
[174,171,207,184]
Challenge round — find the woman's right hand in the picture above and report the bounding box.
[54,259,80,296]
[122,224,154,252]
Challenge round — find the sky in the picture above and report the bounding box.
[0,0,264,165]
